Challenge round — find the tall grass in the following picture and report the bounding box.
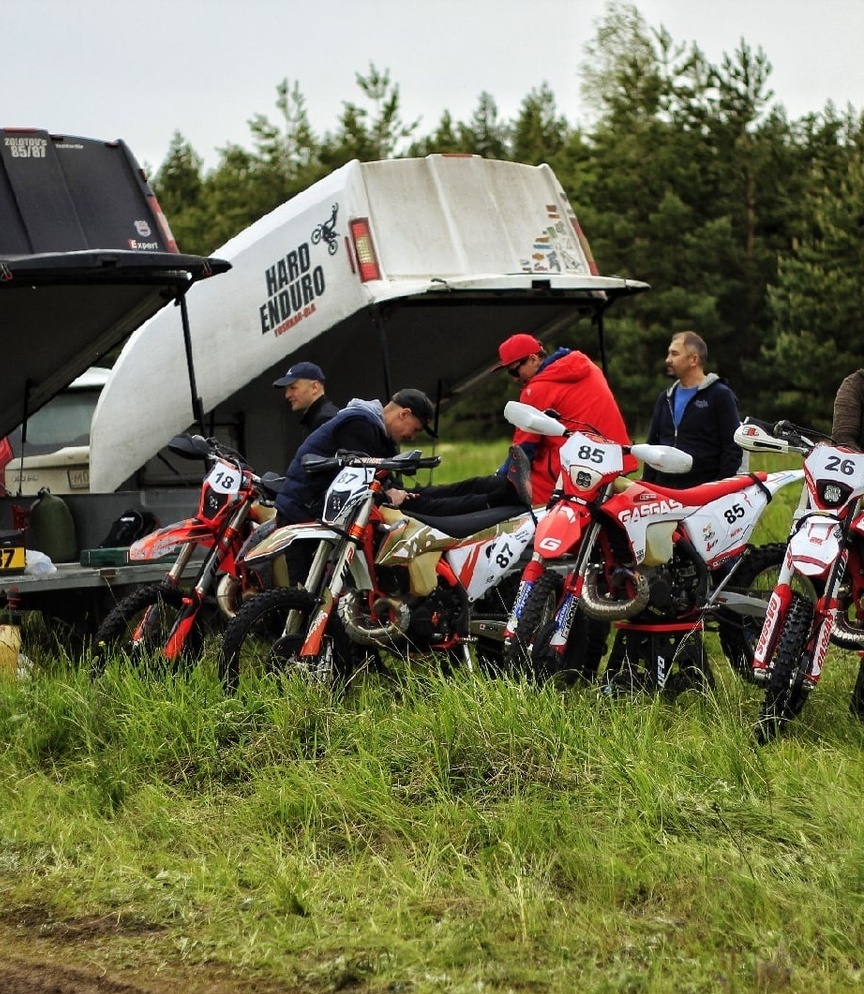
[2,653,864,990]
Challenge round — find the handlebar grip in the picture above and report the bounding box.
[742,416,777,434]
[773,420,809,445]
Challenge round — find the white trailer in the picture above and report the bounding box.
[90,154,647,492]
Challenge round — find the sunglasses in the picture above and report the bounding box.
[507,356,531,378]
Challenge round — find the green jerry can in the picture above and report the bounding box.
[29,488,77,563]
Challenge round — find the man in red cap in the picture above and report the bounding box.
[497,333,635,505]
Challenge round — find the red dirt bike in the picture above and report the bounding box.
[92,433,283,669]
[503,402,804,695]
[218,448,539,692]
[735,418,864,742]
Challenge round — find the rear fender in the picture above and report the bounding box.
[129,519,215,561]
[761,469,806,496]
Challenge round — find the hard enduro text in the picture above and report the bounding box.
[259,241,326,336]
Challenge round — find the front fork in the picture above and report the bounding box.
[296,498,376,657]
[503,519,600,651]
[160,504,252,660]
[752,545,847,687]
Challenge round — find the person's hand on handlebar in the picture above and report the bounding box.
[385,487,417,507]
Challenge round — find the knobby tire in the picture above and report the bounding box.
[716,543,790,678]
[505,570,603,683]
[219,586,354,693]
[755,592,815,744]
[91,582,203,674]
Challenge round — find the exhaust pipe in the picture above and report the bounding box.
[337,591,411,646]
[216,574,243,619]
[579,564,650,620]
[831,612,864,649]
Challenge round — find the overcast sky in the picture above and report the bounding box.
[5,0,864,173]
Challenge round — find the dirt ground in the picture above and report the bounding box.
[0,906,300,994]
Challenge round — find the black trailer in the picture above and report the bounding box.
[0,127,229,637]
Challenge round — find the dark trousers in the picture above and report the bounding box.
[405,475,519,516]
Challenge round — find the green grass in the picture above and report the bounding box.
[2,658,864,991]
[3,447,856,992]
[421,438,511,486]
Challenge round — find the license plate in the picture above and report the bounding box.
[0,546,25,571]
[68,468,90,489]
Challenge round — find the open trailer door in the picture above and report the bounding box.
[90,154,648,493]
[0,128,230,554]
[0,128,230,444]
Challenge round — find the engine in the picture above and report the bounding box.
[337,572,469,650]
[641,554,705,617]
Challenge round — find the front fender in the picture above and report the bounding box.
[129,519,214,561]
[242,522,340,564]
[788,516,842,576]
[532,502,588,559]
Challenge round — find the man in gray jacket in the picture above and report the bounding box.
[643,331,744,488]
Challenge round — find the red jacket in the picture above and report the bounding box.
[513,349,635,504]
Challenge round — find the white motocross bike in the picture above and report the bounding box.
[736,417,864,742]
[218,448,541,691]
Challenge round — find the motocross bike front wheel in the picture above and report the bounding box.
[754,593,815,744]
[91,582,208,674]
[504,570,606,684]
[716,543,817,680]
[219,587,356,693]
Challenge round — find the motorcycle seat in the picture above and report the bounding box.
[646,472,767,504]
[401,504,528,538]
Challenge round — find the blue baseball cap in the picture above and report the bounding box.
[273,361,326,387]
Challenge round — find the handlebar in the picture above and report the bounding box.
[734,417,826,454]
[301,450,442,475]
[166,432,286,495]
[167,431,250,467]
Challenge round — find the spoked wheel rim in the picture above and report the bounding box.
[219,587,355,693]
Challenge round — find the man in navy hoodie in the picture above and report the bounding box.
[642,331,743,489]
[274,388,519,583]
[277,388,518,526]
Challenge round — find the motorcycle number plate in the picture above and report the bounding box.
[806,445,864,489]
[560,432,623,475]
[205,460,242,496]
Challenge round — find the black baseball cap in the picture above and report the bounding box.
[273,361,325,387]
[392,388,437,437]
